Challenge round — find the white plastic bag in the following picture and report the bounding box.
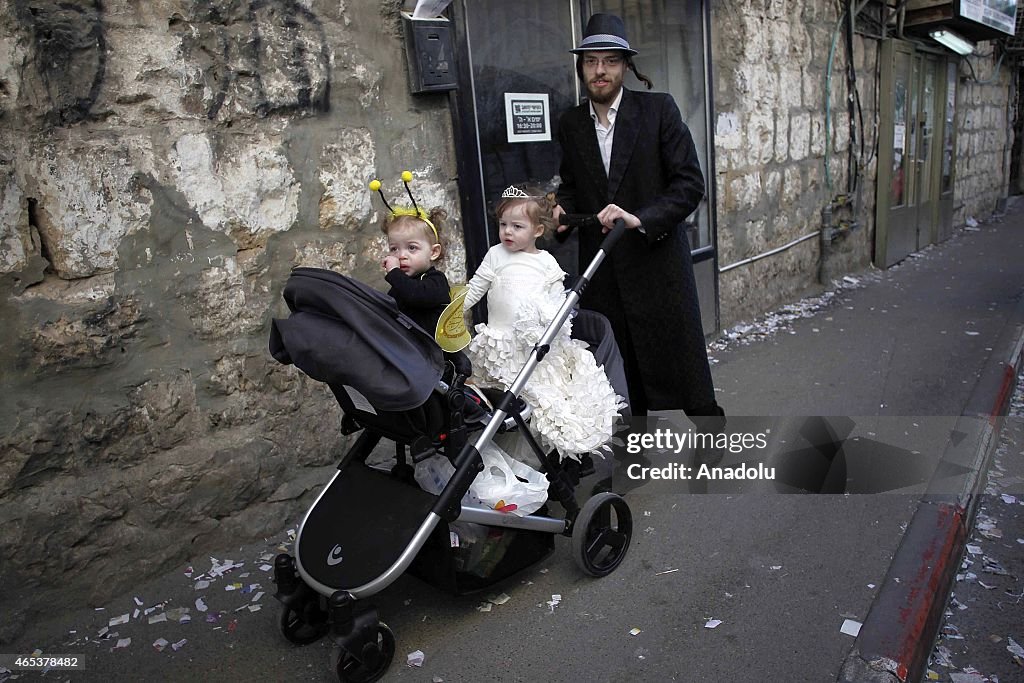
[413,454,456,496]
[413,445,548,517]
[469,443,548,516]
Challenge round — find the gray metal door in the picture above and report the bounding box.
[915,54,940,250]
[876,41,956,267]
[936,59,957,243]
[877,40,917,267]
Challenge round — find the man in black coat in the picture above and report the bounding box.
[555,13,723,420]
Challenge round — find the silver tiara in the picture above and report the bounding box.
[501,185,530,199]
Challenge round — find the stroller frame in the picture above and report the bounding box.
[272,219,633,682]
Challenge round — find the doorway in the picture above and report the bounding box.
[875,39,956,268]
[448,0,719,333]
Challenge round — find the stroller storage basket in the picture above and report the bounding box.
[408,517,556,595]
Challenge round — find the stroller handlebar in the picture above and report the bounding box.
[554,213,597,244]
[557,213,603,230]
[567,218,626,297]
[600,218,627,254]
[555,213,628,251]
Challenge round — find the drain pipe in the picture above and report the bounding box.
[718,199,859,277]
[818,203,834,283]
[718,230,822,274]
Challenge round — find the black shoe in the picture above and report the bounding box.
[689,405,727,467]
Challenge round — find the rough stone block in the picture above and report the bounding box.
[775,111,791,163]
[730,172,763,212]
[0,170,30,275]
[170,132,299,250]
[778,67,803,110]
[783,165,802,205]
[22,137,153,279]
[318,128,376,231]
[716,111,742,150]
[790,112,811,160]
[810,114,826,156]
[803,67,823,110]
[747,108,776,165]
[832,111,850,153]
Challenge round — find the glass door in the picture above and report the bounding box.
[450,0,718,331]
[936,59,957,243]
[876,41,956,267]
[915,54,939,250]
[876,40,919,268]
[451,0,579,279]
[590,0,717,334]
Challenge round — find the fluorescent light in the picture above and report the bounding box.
[929,29,975,55]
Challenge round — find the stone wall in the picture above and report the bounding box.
[710,0,878,326]
[954,47,1014,224]
[1,0,1019,641]
[0,0,463,639]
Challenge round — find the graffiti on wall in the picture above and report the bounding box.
[13,0,330,125]
[175,0,331,120]
[14,0,106,125]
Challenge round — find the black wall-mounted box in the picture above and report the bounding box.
[402,12,457,94]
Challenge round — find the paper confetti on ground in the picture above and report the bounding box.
[840,619,862,637]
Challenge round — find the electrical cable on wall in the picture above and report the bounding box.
[962,48,1006,85]
[825,6,846,194]
[845,0,860,196]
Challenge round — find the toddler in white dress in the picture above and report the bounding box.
[464,186,624,460]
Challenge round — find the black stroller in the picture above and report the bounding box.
[268,219,633,682]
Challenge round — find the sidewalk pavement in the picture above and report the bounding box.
[4,201,1024,682]
[708,200,1024,683]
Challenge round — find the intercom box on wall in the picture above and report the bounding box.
[401,12,457,94]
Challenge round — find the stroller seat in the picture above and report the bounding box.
[271,267,478,448]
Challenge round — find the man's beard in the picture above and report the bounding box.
[587,81,621,105]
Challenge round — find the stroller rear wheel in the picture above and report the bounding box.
[330,622,395,683]
[280,602,329,645]
[572,492,632,577]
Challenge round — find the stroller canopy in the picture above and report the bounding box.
[270,267,444,412]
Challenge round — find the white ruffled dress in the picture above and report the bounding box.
[464,245,624,460]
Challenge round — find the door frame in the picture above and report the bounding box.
[875,39,955,268]
[875,39,917,268]
[914,51,941,251]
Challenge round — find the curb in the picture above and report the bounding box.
[837,296,1024,683]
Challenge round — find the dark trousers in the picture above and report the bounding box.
[605,301,723,419]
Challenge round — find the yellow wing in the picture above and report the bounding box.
[435,285,471,353]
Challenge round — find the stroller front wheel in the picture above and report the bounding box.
[572,492,633,577]
[330,622,395,683]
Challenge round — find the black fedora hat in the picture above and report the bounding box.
[570,13,638,56]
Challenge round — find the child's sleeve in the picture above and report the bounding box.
[544,254,567,297]
[463,249,497,309]
[386,269,450,309]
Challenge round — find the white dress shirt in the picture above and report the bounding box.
[588,88,643,231]
[589,88,623,176]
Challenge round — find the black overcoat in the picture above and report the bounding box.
[556,87,715,411]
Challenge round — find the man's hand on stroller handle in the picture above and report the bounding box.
[596,204,641,232]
